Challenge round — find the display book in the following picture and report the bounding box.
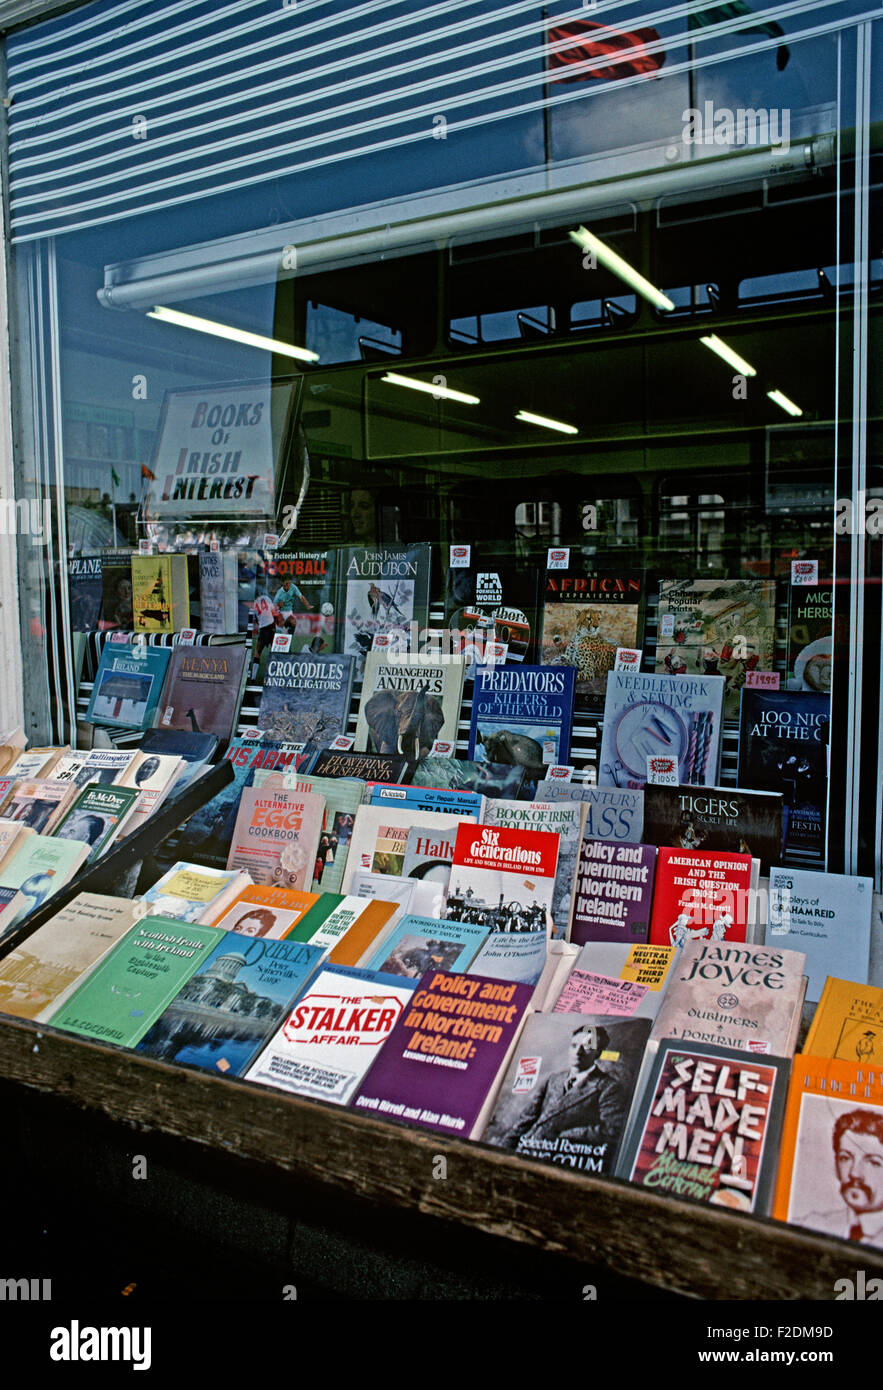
[85,638,248,740]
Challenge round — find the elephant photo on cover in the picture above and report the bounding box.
[364,683,445,758]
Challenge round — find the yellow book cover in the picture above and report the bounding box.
[131,554,189,632]
[803,977,883,1061]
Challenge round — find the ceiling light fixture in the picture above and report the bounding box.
[515,409,578,435]
[569,227,675,312]
[381,371,480,405]
[148,305,319,362]
[767,389,803,417]
[700,334,757,377]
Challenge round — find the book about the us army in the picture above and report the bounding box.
[355,649,465,759]
[244,962,418,1103]
[484,1011,651,1173]
[738,689,830,868]
[768,868,873,1006]
[802,978,883,1062]
[49,918,224,1048]
[409,755,525,801]
[540,567,646,708]
[366,782,484,820]
[226,786,325,892]
[535,780,645,842]
[118,752,184,839]
[365,914,489,977]
[249,767,363,896]
[0,893,147,1022]
[251,547,339,681]
[353,971,534,1138]
[257,652,355,759]
[197,550,240,635]
[0,835,91,940]
[285,893,402,970]
[176,738,303,869]
[772,1054,883,1244]
[343,804,473,894]
[206,883,321,937]
[52,747,146,790]
[340,544,432,679]
[444,549,537,669]
[650,938,807,1056]
[140,862,252,925]
[155,643,249,741]
[135,934,327,1076]
[138,728,219,793]
[481,799,584,941]
[599,672,725,790]
[617,1039,790,1214]
[654,578,777,721]
[304,749,413,784]
[786,582,833,691]
[52,781,141,863]
[2,778,77,835]
[649,847,756,950]
[130,554,190,633]
[643,783,783,876]
[98,549,135,631]
[85,642,172,731]
[469,664,576,797]
[570,840,657,947]
[68,555,103,631]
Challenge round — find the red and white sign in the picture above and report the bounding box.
[546,547,570,570]
[109,631,130,644]
[271,632,292,653]
[330,735,355,751]
[451,823,559,879]
[430,740,454,757]
[263,533,279,550]
[178,629,197,646]
[514,1056,541,1092]
[484,641,508,664]
[209,539,220,553]
[646,755,678,785]
[242,728,263,741]
[615,647,642,672]
[745,670,780,690]
[138,539,153,555]
[449,544,471,568]
[791,559,818,586]
[282,991,406,1046]
[372,633,395,649]
[547,765,574,781]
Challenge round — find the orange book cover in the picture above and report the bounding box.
[206,883,320,939]
[326,897,400,968]
[803,977,883,1060]
[772,1054,883,1248]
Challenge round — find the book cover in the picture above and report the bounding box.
[52,748,144,790]
[155,644,249,740]
[738,690,830,867]
[365,914,488,977]
[0,893,145,1022]
[643,783,783,876]
[655,577,777,718]
[305,749,413,784]
[410,755,525,801]
[355,650,465,759]
[257,651,354,754]
[251,547,338,679]
[570,841,657,946]
[353,971,534,1138]
[484,1012,650,1172]
[85,643,172,731]
[349,872,415,920]
[48,918,223,1047]
[535,780,645,843]
[135,934,326,1075]
[250,768,363,895]
[0,822,35,875]
[555,964,667,1023]
[207,884,320,937]
[469,664,576,797]
[199,550,240,634]
[68,555,103,631]
[768,867,873,1005]
[176,738,305,869]
[244,963,418,1102]
[287,894,401,969]
[599,672,726,790]
[772,1054,883,1245]
[574,941,678,998]
[139,729,219,793]
[481,799,583,941]
[466,930,549,987]
[131,553,190,632]
[787,582,833,691]
[0,835,91,939]
[367,783,484,819]
[650,938,807,1055]
[52,781,141,862]
[227,786,325,891]
[4,748,67,782]
[445,822,559,935]
[120,753,184,838]
[98,549,135,631]
[340,544,431,678]
[803,978,883,1062]
[2,779,76,834]
[617,1039,790,1214]
[444,552,536,669]
[649,848,755,949]
[343,804,472,894]
[540,567,646,707]
[140,862,251,924]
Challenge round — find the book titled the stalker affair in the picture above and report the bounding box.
[469,664,576,798]
[738,689,829,868]
[155,643,249,740]
[598,672,725,790]
[340,544,431,679]
[539,567,646,708]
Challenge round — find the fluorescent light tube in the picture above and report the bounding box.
[700,334,757,377]
[148,305,319,362]
[381,371,480,405]
[569,227,675,312]
[767,389,803,417]
[515,409,578,435]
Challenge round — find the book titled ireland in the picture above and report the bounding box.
[738,689,829,868]
[340,544,431,679]
[258,651,355,753]
[85,642,171,731]
[469,664,576,798]
[598,672,725,790]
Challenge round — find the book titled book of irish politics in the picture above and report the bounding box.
[481,799,584,941]
[355,649,465,759]
[535,780,645,843]
[599,672,725,790]
[654,578,777,721]
[569,840,657,947]
[617,1039,790,1214]
[257,651,355,754]
[643,783,783,876]
[85,642,172,731]
[131,553,190,633]
[540,567,646,707]
[353,971,534,1139]
[340,544,431,678]
[738,689,830,868]
[469,664,576,797]
[226,787,325,893]
[155,643,249,740]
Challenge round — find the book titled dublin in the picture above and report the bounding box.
[340,544,431,678]
[469,664,576,798]
[85,642,171,731]
[258,652,355,753]
[598,673,725,790]
[738,690,830,867]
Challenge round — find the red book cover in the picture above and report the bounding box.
[648,848,754,950]
[444,822,560,934]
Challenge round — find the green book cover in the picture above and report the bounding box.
[48,918,224,1047]
[282,894,343,943]
[52,781,140,863]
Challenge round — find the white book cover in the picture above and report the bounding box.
[342,805,473,894]
[768,866,873,1003]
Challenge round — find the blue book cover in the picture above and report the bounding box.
[738,689,830,867]
[365,914,488,976]
[135,934,326,1076]
[177,738,306,869]
[68,555,103,631]
[468,664,576,798]
[139,728,219,794]
[85,642,171,730]
[257,651,354,751]
[768,867,872,1003]
[366,782,484,818]
[598,672,726,790]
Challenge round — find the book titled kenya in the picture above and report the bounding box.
[340,544,431,679]
[258,651,354,754]
[643,783,783,876]
[469,664,576,797]
[649,848,756,950]
[227,787,325,892]
[738,689,829,868]
[540,567,646,707]
[355,650,465,759]
[599,673,725,790]
[156,644,249,740]
[654,578,776,721]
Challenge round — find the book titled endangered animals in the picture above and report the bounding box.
[156,643,249,740]
[258,651,355,753]
[738,689,829,868]
[340,544,431,678]
[654,578,776,721]
[540,567,646,707]
[643,784,783,876]
[598,672,725,790]
[355,650,465,759]
[469,664,576,797]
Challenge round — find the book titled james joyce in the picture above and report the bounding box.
[536,780,645,843]
[355,649,465,759]
[48,919,223,1048]
[244,963,418,1103]
[599,673,725,791]
[738,690,830,868]
[340,544,431,678]
[258,651,355,754]
[135,934,326,1076]
[353,971,534,1139]
[643,783,783,876]
[86,643,172,731]
[131,553,190,633]
[227,786,325,892]
[484,1012,651,1173]
[68,555,103,631]
[198,550,239,635]
[570,841,657,947]
[654,578,777,721]
[617,1039,790,1214]
[768,868,873,1005]
[469,664,576,797]
[156,643,249,740]
[481,799,584,941]
[177,739,306,869]
[540,567,646,707]
[649,848,756,950]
